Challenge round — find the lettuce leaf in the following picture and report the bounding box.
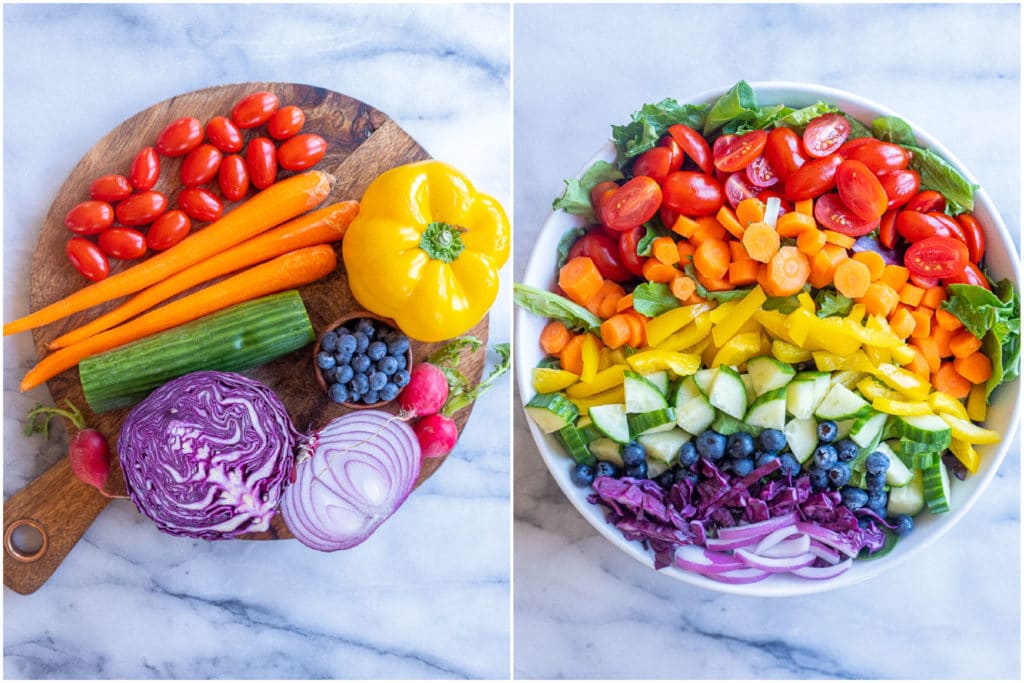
[636,218,671,257]
[815,290,854,318]
[611,99,708,166]
[552,160,623,221]
[556,227,586,270]
[632,282,680,317]
[842,112,874,139]
[703,81,759,136]
[904,145,978,215]
[513,283,602,335]
[871,116,917,146]
[941,280,1021,399]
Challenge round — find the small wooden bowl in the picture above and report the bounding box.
[312,310,413,409]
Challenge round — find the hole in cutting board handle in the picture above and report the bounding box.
[5,519,48,562]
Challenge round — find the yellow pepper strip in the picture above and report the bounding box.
[857,376,903,402]
[846,303,866,323]
[863,345,892,368]
[645,303,712,348]
[580,334,601,384]
[628,350,700,377]
[871,396,933,416]
[938,413,1001,445]
[568,386,625,418]
[797,291,815,313]
[967,384,988,422]
[566,364,628,398]
[658,311,713,352]
[712,332,764,368]
[872,362,932,401]
[813,350,876,374]
[786,308,814,348]
[928,391,969,420]
[709,300,739,325]
[798,315,863,355]
[734,316,764,337]
[772,339,813,364]
[844,316,901,348]
[754,309,793,343]
[686,336,713,358]
[711,286,767,348]
[605,347,630,368]
[891,344,916,366]
[532,367,579,394]
[949,438,981,474]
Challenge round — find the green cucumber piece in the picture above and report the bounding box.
[889,414,952,449]
[786,371,830,419]
[525,393,580,433]
[708,366,748,420]
[643,371,671,396]
[589,404,631,444]
[557,424,596,465]
[922,461,952,513]
[673,377,717,435]
[746,356,797,395]
[830,370,868,389]
[784,417,819,464]
[744,387,787,431]
[577,422,604,444]
[813,383,871,421]
[624,371,668,413]
[876,442,913,487]
[711,412,763,437]
[693,368,718,395]
[894,446,941,470]
[628,408,677,437]
[850,412,888,448]
[80,291,315,413]
[887,468,925,517]
[588,437,623,465]
[739,372,756,404]
[638,428,691,465]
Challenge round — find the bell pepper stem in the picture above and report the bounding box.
[420,222,467,263]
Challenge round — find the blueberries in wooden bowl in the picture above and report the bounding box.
[313,312,413,408]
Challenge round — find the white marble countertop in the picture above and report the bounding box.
[513,3,1020,679]
[3,4,510,679]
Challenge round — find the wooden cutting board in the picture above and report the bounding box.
[4,82,489,595]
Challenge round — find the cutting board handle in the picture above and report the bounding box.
[3,457,112,595]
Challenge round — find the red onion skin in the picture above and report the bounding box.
[414,414,459,459]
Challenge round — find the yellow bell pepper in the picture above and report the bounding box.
[949,438,981,474]
[532,368,578,394]
[872,362,931,401]
[658,311,713,352]
[813,350,876,373]
[711,286,767,347]
[928,391,970,420]
[939,413,1001,445]
[772,339,812,364]
[342,160,510,341]
[871,396,933,416]
[627,350,700,377]
[580,334,601,383]
[712,332,764,368]
[857,376,902,403]
[645,303,711,348]
[966,384,988,422]
[568,386,626,417]
[566,364,628,398]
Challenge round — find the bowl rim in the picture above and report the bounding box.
[515,80,1022,597]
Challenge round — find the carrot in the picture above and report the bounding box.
[954,352,993,384]
[879,264,909,291]
[921,285,947,309]
[888,307,916,340]
[693,237,731,279]
[852,251,886,281]
[860,282,899,317]
[48,202,358,350]
[690,216,728,243]
[833,259,871,298]
[911,337,942,374]
[823,229,856,250]
[909,308,932,339]
[5,171,333,337]
[762,246,810,297]
[898,283,925,307]
[642,258,679,283]
[728,240,750,262]
[776,211,816,238]
[622,310,647,348]
[796,228,827,257]
[741,222,781,263]
[795,198,814,216]
[584,279,622,316]
[19,245,337,391]
[676,239,696,265]
[559,334,585,375]
[597,290,622,319]
[670,275,696,301]
[615,293,635,313]
[932,323,953,358]
[934,307,964,332]
[932,361,971,399]
[559,256,604,306]
[905,347,931,379]
[683,291,708,305]
[717,205,746,239]
[540,320,572,355]
[735,198,766,227]
[599,315,633,350]
[670,214,700,239]
[728,258,759,286]
[696,270,734,292]
[651,236,680,265]
[950,328,984,359]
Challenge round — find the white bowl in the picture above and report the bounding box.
[515,82,1022,597]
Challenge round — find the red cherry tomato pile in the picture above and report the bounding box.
[62,90,329,282]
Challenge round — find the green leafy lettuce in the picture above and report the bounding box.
[514,283,602,335]
[556,227,586,270]
[631,282,680,317]
[611,99,709,166]
[551,160,623,222]
[636,218,672,257]
[703,81,759,136]
[904,145,978,215]
[842,112,874,139]
[941,279,1021,399]
[871,116,917,146]
[815,290,854,318]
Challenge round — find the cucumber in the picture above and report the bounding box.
[739,373,756,404]
[643,371,670,396]
[589,404,631,443]
[784,417,819,464]
[786,371,830,419]
[830,370,868,389]
[557,424,595,465]
[673,378,717,435]
[624,371,668,413]
[577,422,604,444]
[876,442,913,487]
[80,291,315,413]
[746,356,796,395]
[693,368,718,395]
[850,412,888,448]
[894,446,941,470]
[889,414,952,450]
[589,438,623,465]
[711,412,763,437]
[814,383,871,421]
[525,393,580,433]
[922,461,952,513]
[887,468,925,517]
[638,428,691,465]
[744,387,787,431]
[708,366,748,420]
[628,408,677,437]
[647,459,670,479]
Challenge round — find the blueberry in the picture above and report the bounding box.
[351,373,369,394]
[778,453,801,477]
[355,319,375,337]
[363,389,380,404]
[625,461,648,479]
[316,351,336,370]
[353,331,370,354]
[368,371,388,391]
[813,444,838,470]
[335,326,351,337]
[336,364,354,384]
[656,470,676,489]
[726,432,755,459]
[816,420,838,443]
[865,451,890,475]
[320,331,339,352]
[380,383,399,402]
[328,383,349,404]
[378,356,399,375]
[351,354,371,373]
[595,460,619,479]
[835,439,859,462]
[755,451,779,469]
[677,441,698,468]
[367,341,387,361]
[809,465,829,490]
[674,469,699,486]
[388,336,410,356]
[395,354,408,370]
[840,485,869,510]
[334,350,353,365]
[827,462,852,488]
[570,462,595,487]
[337,334,358,356]
[696,430,727,461]
[865,470,887,491]
[621,441,646,467]
[759,428,786,453]
[891,513,914,537]
[731,457,755,477]
[393,369,411,388]
[866,489,888,515]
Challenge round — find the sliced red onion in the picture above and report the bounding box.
[763,195,782,228]
[702,566,771,584]
[735,548,816,573]
[675,545,746,573]
[852,235,902,265]
[704,535,759,551]
[760,535,811,559]
[752,524,801,555]
[808,540,843,565]
[795,522,860,558]
[717,511,799,541]
[790,558,853,580]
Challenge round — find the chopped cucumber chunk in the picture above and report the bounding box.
[784,417,819,464]
[744,387,787,431]
[888,468,925,516]
[708,366,748,420]
[922,461,952,513]
[638,428,691,465]
[747,356,797,395]
[624,371,669,413]
[628,408,677,437]
[814,383,871,421]
[786,372,830,419]
[526,393,580,433]
[588,404,631,444]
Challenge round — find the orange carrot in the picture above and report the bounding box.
[860,282,899,317]
[795,198,814,216]
[909,308,932,339]
[735,198,766,227]
[615,293,634,313]
[921,285,947,309]
[934,308,964,332]
[696,270,734,292]
[932,324,953,358]
[717,205,745,239]
[677,239,696,264]
[879,264,909,291]
[670,275,696,301]
[950,328,984,358]
[741,222,781,263]
[585,279,624,316]
[776,211,816,238]
[823,230,856,250]
[622,310,647,348]
[559,334,585,375]
[728,258,759,286]
[761,246,810,297]
[671,214,700,239]
[597,290,622,319]
[600,315,633,350]
[911,337,942,374]
[954,352,993,384]
[888,307,916,340]
[729,240,750,262]
[693,237,731,279]
[898,283,925,307]
[20,245,337,391]
[905,347,931,379]
[5,171,333,337]
[651,236,681,265]
[559,256,604,306]
[49,202,358,350]
[796,228,827,257]
[833,259,871,298]
[540,320,572,355]
[852,250,886,281]
[642,258,679,283]
[933,361,971,399]
[690,216,728,243]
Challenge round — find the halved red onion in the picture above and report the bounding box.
[717,512,799,541]
[675,545,746,573]
[795,522,860,558]
[808,540,843,565]
[703,566,771,584]
[790,558,853,580]
[752,524,801,555]
[735,548,816,573]
[759,535,811,559]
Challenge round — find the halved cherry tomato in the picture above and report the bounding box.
[277,134,327,171]
[147,210,191,251]
[955,213,986,264]
[745,155,778,188]
[65,200,114,235]
[618,226,647,277]
[180,144,223,187]
[724,172,758,209]
[713,130,767,173]
[878,209,899,250]
[573,231,632,282]
[756,190,792,215]
[878,169,920,209]
[659,205,679,232]
[246,137,278,189]
[115,191,167,226]
[66,237,109,281]
[129,147,160,191]
[661,171,723,216]
[896,211,967,244]
[802,113,850,158]
[218,154,251,202]
[178,187,223,222]
[943,261,990,289]
[631,146,673,184]
[667,124,712,174]
[231,91,279,129]
[784,153,843,200]
[904,236,968,279]
[909,273,939,289]
[267,105,305,140]
[813,192,879,236]
[88,174,132,202]
[591,180,619,214]
[600,176,663,230]
[206,116,244,153]
[763,127,807,182]
[846,140,910,174]
[657,135,685,172]
[837,136,876,158]
[904,190,946,213]
[835,160,888,220]
[98,227,147,260]
[155,117,203,157]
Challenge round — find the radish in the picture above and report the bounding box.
[414,414,459,459]
[25,399,119,498]
[397,363,449,418]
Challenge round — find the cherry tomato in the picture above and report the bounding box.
[218,154,250,202]
[277,133,327,171]
[66,237,109,281]
[813,192,879,237]
[943,261,990,289]
[837,136,876,158]
[724,172,758,208]
[784,153,843,200]
[763,127,807,182]
[575,231,632,282]
[662,171,724,216]
[599,176,663,230]
[657,135,685,172]
[909,273,940,289]
[98,227,147,260]
[115,190,167,226]
[268,105,305,140]
[232,91,279,129]
[155,117,203,157]
[659,205,680,232]
[846,140,910,174]
[180,144,223,187]
[64,200,114,235]
[246,137,278,189]
[802,113,851,158]
[632,146,673,184]
[591,180,619,213]
[905,236,968,279]
[879,209,899,250]
[618,226,647,277]
[88,174,132,202]
[147,210,191,251]
[955,213,986,264]
[178,187,223,222]
[205,116,244,153]
[896,211,967,244]
[878,169,920,209]
[835,160,888,220]
[904,190,946,213]
[755,190,793,215]
[129,146,160,191]
[713,130,767,173]
[667,124,712,174]
[744,155,778,188]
